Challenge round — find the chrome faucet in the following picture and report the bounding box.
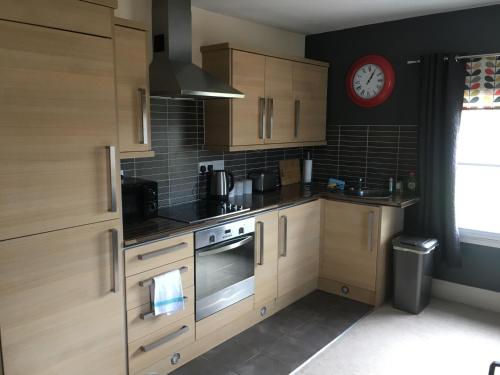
[358,178,363,190]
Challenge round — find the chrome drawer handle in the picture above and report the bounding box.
[257,221,264,265]
[138,87,149,145]
[139,266,188,288]
[280,215,287,257]
[258,97,265,139]
[107,146,117,213]
[111,228,120,293]
[367,212,374,252]
[294,99,301,138]
[140,325,189,352]
[140,296,188,320]
[137,242,189,261]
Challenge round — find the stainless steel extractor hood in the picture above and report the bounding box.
[150,0,244,99]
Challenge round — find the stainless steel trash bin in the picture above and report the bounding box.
[392,236,438,314]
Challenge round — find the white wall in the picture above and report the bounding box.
[114,1,305,66]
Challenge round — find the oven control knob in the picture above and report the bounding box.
[239,227,244,234]
[209,234,216,243]
[222,202,227,210]
[228,203,235,210]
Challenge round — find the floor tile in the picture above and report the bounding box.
[234,353,294,375]
[266,335,317,370]
[200,336,260,370]
[233,322,283,353]
[170,356,236,375]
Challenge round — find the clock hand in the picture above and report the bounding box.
[366,71,376,85]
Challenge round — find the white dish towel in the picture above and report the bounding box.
[152,269,184,316]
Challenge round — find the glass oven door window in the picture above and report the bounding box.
[195,235,255,301]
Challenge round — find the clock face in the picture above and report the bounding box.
[346,55,395,108]
[352,64,385,99]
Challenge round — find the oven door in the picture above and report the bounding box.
[195,234,255,321]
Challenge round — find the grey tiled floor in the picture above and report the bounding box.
[171,291,372,375]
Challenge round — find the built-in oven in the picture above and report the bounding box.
[195,217,255,321]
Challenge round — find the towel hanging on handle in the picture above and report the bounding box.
[152,269,184,316]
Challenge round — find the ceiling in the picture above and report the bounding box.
[191,0,500,34]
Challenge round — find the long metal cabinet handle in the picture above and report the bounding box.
[266,98,274,139]
[258,97,265,139]
[294,99,301,138]
[280,216,287,257]
[107,145,117,213]
[139,266,188,287]
[111,228,120,293]
[137,242,188,261]
[257,221,264,265]
[140,296,188,320]
[140,325,189,352]
[138,88,149,145]
[367,212,374,252]
[197,236,253,257]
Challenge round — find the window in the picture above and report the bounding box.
[455,110,500,247]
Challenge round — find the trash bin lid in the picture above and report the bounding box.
[392,236,438,254]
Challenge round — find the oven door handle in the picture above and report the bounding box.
[196,235,253,257]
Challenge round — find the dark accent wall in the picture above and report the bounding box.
[305,5,500,293]
[121,98,306,207]
[306,5,500,125]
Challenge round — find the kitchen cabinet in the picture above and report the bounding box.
[0,220,126,375]
[320,200,404,306]
[254,211,279,307]
[114,18,154,159]
[0,19,121,241]
[277,200,321,300]
[0,0,115,37]
[201,43,329,151]
[293,62,328,142]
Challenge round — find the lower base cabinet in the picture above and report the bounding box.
[0,220,127,375]
[278,200,321,299]
[320,200,404,306]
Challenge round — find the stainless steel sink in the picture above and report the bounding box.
[344,189,392,199]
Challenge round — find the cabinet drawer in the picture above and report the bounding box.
[0,0,114,37]
[128,314,195,375]
[126,258,194,310]
[127,286,195,343]
[125,234,194,276]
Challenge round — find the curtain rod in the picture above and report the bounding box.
[406,52,500,65]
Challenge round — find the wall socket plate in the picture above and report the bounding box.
[199,160,224,173]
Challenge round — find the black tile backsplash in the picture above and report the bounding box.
[311,124,418,189]
[121,98,306,207]
[121,98,418,206]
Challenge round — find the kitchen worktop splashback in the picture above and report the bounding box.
[120,98,307,207]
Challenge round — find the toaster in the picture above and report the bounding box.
[248,170,280,192]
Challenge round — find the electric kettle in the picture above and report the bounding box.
[209,170,234,199]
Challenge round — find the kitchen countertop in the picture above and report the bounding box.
[123,183,419,248]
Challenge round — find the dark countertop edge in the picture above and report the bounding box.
[123,192,418,249]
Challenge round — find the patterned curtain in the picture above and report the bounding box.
[463,56,500,109]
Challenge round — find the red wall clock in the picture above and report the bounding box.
[346,55,395,107]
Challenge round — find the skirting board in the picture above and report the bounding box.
[432,278,500,313]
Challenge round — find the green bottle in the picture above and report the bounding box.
[407,171,417,193]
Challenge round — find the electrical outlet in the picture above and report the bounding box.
[199,160,224,174]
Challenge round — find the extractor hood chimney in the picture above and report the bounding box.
[149,0,244,99]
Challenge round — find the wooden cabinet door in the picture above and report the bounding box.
[254,211,279,307]
[0,0,113,37]
[293,62,328,142]
[0,20,120,241]
[231,50,266,146]
[278,200,321,298]
[321,200,381,291]
[114,24,152,156]
[0,220,126,375]
[264,57,295,144]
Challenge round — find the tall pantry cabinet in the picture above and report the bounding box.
[0,1,127,374]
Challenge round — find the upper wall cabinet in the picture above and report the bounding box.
[113,18,154,159]
[201,43,329,151]
[0,19,120,241]
[0,0,116,37]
